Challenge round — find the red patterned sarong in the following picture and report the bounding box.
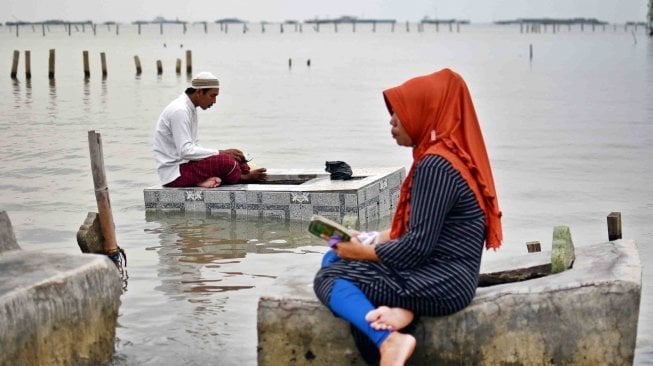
[164,154,251,187]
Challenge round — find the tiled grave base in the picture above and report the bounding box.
[144,167,405,225]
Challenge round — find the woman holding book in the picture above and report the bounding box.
[313,68,503,365]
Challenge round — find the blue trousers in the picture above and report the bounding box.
[322,250,391,348]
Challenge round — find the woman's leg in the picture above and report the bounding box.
[328,279,391,348]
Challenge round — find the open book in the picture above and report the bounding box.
[308,214,354,242]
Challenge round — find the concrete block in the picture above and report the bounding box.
[551,225,576,273]
[76,212,105,254]
[0,211,20,253]
[257,240,641,365]
[144,167,405,226]
[0,250,122,366]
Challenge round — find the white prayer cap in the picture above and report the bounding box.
[191,71,220,89]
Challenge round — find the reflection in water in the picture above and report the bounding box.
[25,79,32,101]
[83,79,91,115]
[47,79,56,118]
[144,211,389,298]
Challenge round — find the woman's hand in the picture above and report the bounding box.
[331,236,379,262]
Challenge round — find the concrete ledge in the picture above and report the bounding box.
[0,250,122,366]
[144,167,405,225]
[257,240,642,365]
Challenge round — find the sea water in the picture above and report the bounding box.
[1,22,651,364]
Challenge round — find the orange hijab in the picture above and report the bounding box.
[384,69,502,250]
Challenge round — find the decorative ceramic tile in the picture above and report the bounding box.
[290,192,311,204]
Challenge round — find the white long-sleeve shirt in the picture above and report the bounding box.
[153,93,219,185]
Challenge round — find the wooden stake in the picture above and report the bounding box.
[156,60,163,75]
[100,52,107,78]
[48,49,55,80]
[176,58,182,74]
[83,50,90,79]
[185,50,192,75]
[607,212,622,241]
[24,50,31,79]
[10,50,19,79]
[87,130,119,256]
[526,241,541,253]
[134,55,142,75]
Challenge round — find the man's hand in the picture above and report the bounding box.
[219,149,245,162]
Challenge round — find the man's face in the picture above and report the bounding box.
[197,88,219,110]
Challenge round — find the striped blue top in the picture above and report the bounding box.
[314,155,486,316]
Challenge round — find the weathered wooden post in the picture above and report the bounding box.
[607,212,622,241]
[100,52,107,78]
[42,23,45,37]
[87,130,125,267]
[529,44,533,60]
[15,24,19,37]
[10,50,19,79]
[156,60,163,75]
[138,23,141,35]
[186,50,192,75]
[159,22,163,35]
[48,49,55,80]
[82,50,90,79]
[176,58,182,74]
[24,50,31,80]
[203,21,207,33]
[526,241,541,253]
[134,55,142,75]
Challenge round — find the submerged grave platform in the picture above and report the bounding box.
[144,167,405,225]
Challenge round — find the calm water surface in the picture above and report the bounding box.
[1,23,652,364]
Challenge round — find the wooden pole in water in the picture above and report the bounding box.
[42,23,45,37]
[24,50,31,80]
[529,44,533,60]
[83,50,90,79]
[48,49,55,80]
[607,212,622,241]
[176,58,182,74]
[156,60,163,75]
[526,241,541,253]
[100,52,107,78]
[10,50,19,79]
[134,55,142,75]
[87,130,119,257]
[186,50,192,75]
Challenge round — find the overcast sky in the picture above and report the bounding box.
[5,0,650,24]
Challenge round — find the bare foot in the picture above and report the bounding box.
[241,168,267,183]
[379,331,416,366]
[365,306,414,331]
[197,177,222,188]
